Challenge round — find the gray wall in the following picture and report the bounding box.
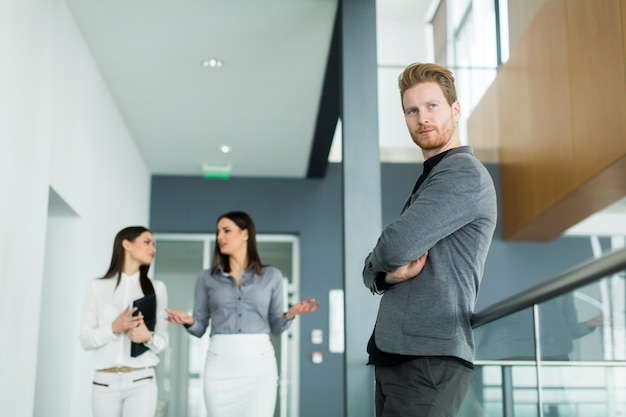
[150,161,603,417]
[150,164,345,417]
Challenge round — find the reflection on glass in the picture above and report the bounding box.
[153,239,205,417]
[464,270,626,417]
[475,308,536,360]
[458,366,504,417]
[512,366,539,417]
[538,366,625,417]
[537,291,602,361]
[535,277,625,417]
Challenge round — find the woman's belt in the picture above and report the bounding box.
[97,366,153,373]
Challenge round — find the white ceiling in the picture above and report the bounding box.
[65,0,436,179]
[65,0,334,178]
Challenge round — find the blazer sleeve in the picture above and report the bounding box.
[266,268,293,336]
[78,281,117,350]
[186,271,212,338]
[363,155,482,288]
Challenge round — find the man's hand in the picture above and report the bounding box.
[385,251,428,285]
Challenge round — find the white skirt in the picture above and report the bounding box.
[203,334,278,417]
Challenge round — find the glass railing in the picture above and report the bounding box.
[460,247,626,417]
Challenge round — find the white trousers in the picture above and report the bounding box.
[91,368,157,417]
[204,334,278,417]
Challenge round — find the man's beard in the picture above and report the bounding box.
[411,113,456,150]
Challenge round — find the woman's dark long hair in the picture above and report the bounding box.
[211,211,264,275]
[101,226,155,296]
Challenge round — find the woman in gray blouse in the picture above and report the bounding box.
[166,211,318,417]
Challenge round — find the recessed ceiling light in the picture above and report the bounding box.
[219,145,233,154]
[202,58,223,68]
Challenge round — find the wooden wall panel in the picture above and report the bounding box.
[620,0,626,57]
[493,0,626,240]
[497,39,537,231]
[566,0,626,182]
[506,0,546,53]
[525,0,575,215]
[498,0,575,239]
[467,78,499,152]
[467,80,499,163]
[510,155,626,239]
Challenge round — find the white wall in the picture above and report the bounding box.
[0,1,152,416]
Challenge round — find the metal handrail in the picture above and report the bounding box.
[472,246,626,328]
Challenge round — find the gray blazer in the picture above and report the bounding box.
[363,147,497,363]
